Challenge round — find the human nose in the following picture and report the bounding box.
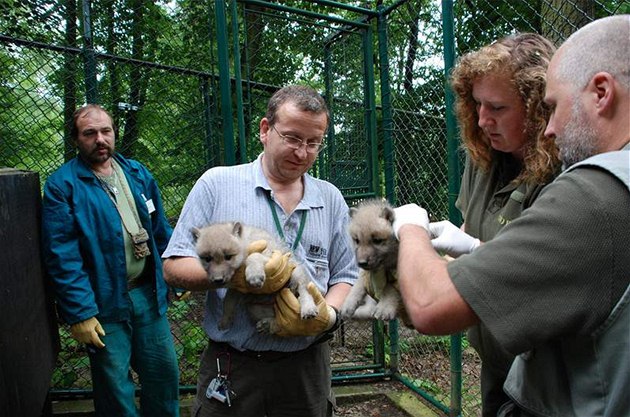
[95,132,107,144]
[293,143,309,158]
[477,105,493,128]
[544,114,556,139]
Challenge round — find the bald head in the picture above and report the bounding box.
[554,15,630,93]
[544,15,630,165]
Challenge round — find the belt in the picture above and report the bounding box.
[209,340,306,362]
[209,335,332,363]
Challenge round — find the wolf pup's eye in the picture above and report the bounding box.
[224,254,234,261]
[202,256,212,263]
[372,237,384,245]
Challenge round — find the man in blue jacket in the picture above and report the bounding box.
[42,104,179,417]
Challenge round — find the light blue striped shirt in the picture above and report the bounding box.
[163,154,359,351]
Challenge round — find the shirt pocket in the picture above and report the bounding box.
[304,256,330,291]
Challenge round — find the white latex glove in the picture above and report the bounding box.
[392,203,429,239]
[429,221,481,258]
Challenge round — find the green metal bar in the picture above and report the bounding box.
[343,192,379,201]
[377,6,396,205]
[311,0,378,16]
[333,364,386,373]
[322,44,333,179]
[380,0,412,17]
[449,333,463,417]
[388,319,400,374]
[442,0,462,226]
[81,0,97,103]
[230,0,247,163]
[442,2,463,415]
[394,373,450,415]
[372,319,386,370]
[201,78,217,168]
[362,25,379,197]
[241,7,255,161]
[238,0,370,28]
[215,0,236,165]
[332,372,389,383]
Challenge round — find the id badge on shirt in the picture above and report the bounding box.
[142,194,156,214]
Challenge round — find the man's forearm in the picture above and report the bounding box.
[397,224,477,335]
[324,282,352,310]
[163,257,213,291]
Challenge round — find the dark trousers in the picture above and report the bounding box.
[192,340,334,417]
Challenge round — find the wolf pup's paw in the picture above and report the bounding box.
[245,262,266,288]
[340,296,362,319]
[373,301,398,321]
[351,298,377,320]
[300,303,319,320]
[255,318,274,334]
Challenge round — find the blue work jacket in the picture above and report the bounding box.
[42,154,172,325]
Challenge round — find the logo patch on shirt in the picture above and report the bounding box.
[308,244,327,258]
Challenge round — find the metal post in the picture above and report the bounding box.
[215,0,235,165]
[81,0,97,103]
[377,6,395,205]
[230,0,247,163]
[322,45,334,179]
[362,25,378,196]
[442,2,463,415]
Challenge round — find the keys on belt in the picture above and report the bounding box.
[206,353,237,407]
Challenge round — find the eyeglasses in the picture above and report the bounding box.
[271,125,326,154]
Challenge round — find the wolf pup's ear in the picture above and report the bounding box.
[349,207,358,218]
[382,206,395,225]
[191,227,201,241]
[232,222,243,237]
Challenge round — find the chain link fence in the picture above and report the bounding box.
[1,0,628,415]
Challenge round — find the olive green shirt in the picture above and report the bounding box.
[456,152,549,241]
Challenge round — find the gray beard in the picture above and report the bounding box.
[558,100,598,169]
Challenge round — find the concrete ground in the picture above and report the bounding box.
[51,383,441,417]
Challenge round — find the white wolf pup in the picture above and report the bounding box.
[341,199,412,326]
[192,221,319,334]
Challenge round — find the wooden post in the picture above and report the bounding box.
[0,169,59,417]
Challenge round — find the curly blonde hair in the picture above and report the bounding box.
[450,33,560,183]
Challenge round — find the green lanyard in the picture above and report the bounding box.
[266,193,307,251]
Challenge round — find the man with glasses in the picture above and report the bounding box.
[163,85,358,417]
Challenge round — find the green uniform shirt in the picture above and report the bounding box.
[455,151,554,416]
[456,152,549,241]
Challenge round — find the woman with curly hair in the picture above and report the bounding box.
[430,33,561,416]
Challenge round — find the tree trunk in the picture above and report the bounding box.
[541,0,596,45]
[122,0,145,159]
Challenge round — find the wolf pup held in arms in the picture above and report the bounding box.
[340,198,411,326]
[192,221,319,335]
[162,84,358,417]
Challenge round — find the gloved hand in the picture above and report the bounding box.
[274,283,338,337]
[231,240,295,294]
[392,203,430,239]
[172,286,192,301]
[70,317,106,348]
[429,221,481,258]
